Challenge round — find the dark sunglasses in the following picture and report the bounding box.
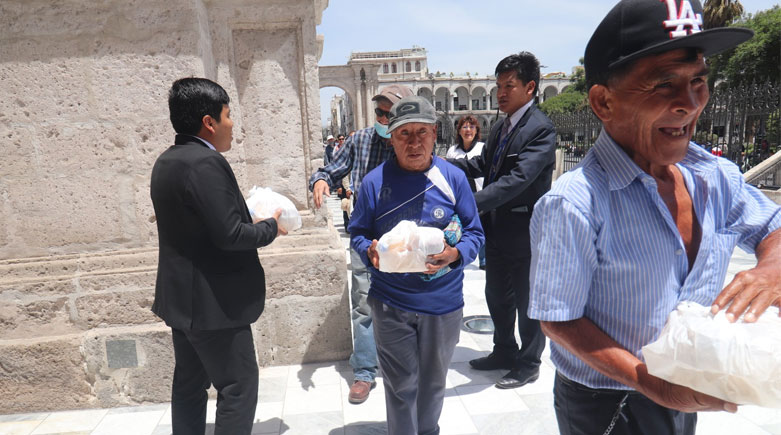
[374,108,391,119]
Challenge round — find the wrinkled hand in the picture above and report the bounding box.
[641,371,737,413]
[711,262,781,323]
[367,240,380,269]
[312,180,330,209]
[424,243,460,275]
[346,189,352,199]
[272,208,288,236]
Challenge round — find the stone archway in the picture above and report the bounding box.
[318,65,379,130]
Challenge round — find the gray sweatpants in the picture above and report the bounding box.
[369,296,462,435]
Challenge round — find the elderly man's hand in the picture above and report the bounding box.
[312,180,330,209]
[424,244,460,274]
[711,261,781,323]
[367,240,380,269]
[712,230,781,323]
[640,371,737,414]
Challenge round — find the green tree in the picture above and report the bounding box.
[570,57,586,94]
[539,91,588,116]
[708,6,780,88]
[704,0,744,28]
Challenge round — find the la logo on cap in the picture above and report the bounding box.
[662,0,703,38]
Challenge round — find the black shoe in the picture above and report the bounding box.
[479,264,486,270]
[495,368,539,389]
[469,353,513,371]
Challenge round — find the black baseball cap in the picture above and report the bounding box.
[585,0,753,85]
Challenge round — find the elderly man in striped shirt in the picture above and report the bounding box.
[528,1,781,435]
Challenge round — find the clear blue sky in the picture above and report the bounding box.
[317,0,779,125]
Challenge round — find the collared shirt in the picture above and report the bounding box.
[309,126,393,193]
[528,129,781,390]
[504,99,534,137]
[183,134,216,151]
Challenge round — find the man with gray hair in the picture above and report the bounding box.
[350,95,484,435]
[528,1,781,434]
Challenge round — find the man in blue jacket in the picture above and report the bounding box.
[350,95,484,435]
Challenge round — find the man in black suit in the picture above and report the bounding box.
[150,77,285,434]
[449,52,556,389]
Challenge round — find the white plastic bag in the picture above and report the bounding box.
[245,186,302,232]
[642,301,781,408]
[377,220,444,273]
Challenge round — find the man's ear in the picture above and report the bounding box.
[201,115,216,134]
[588,84,612,123]
[526,80,536,96]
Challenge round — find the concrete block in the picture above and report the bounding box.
[73,289,157,328]
[255,292,351,366]
[0,335,93,413]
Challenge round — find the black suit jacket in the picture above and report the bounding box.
[449,104,556,256]
[150,134,278,331]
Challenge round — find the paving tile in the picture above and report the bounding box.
[456,384,529,415]
[277,411,344,435]
[697,410,771,434]
[283,384,342,415]
[31,409,107,434]
[258,376,288,403]
[0,420,42,435]
[0,413,49,423]
[287,362,346,390]
[340,381,386,425]
[439,395,478,434]
[253,401,283,434]
[90,409,164,435]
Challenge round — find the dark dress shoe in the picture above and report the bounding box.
[495,369,539,389]
[469,353,513,371]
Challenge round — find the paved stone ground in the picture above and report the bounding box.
[0,197,778,435]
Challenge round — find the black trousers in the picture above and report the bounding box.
[553,372,697,435]
[484,243,544,371]
[171,326,259,435]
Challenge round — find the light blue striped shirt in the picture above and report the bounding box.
[528,129,781,390]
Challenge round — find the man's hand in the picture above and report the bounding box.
[424,243,460,274]
[711,229,781,322]
[272,208,288,236]
[346,189,352,199]
[367,240,380,269]
[312,179,330,209]
[638,369,738,414]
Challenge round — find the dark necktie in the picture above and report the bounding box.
[488,117,513,183]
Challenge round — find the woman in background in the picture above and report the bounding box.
[447,115,486,269]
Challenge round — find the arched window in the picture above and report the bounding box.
[383,63,389,74]
[391,64,397,73]
[415,61,421,71]
[405,62,412,72]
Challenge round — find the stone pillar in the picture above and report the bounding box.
[0,0,350,413]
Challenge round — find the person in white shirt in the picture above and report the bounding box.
[446,115,486,269]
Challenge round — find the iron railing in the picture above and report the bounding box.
[549,81,780,182]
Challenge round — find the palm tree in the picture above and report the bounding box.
[704,0,745,28]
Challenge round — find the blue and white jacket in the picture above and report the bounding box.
[350,155,485,315]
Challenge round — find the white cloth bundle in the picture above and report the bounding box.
[642,301,781,408]
[245,186,302,232]
[377,220,444,273]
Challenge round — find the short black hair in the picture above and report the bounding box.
[168,77,230,135]
[495,52,541,96]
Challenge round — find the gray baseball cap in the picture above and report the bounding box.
[387,96,437,133]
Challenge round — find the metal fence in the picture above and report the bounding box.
[550,81,780,183]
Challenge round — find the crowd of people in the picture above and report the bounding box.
[148,0,780,434]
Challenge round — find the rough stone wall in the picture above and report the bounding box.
[0,0,349,413]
